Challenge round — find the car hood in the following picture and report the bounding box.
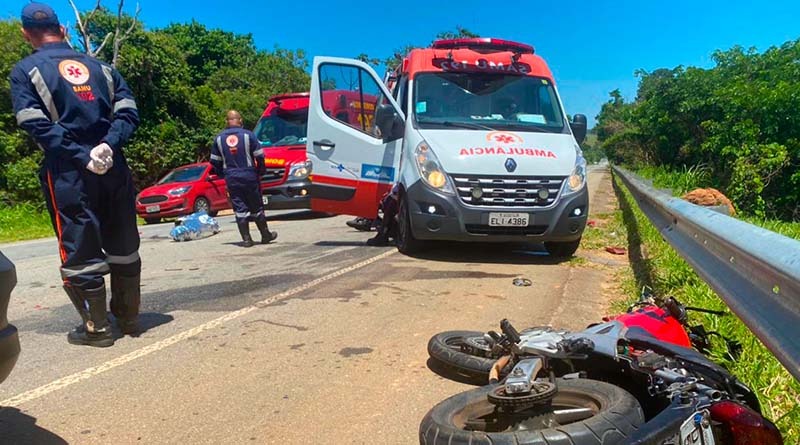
[417,129,578,176]
[139,181,197,196]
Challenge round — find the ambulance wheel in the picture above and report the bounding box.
[397,193,422,255]
[544,238,581,258]
[193,197,211,214]
[144,217,161,225]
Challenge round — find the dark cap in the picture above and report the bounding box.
[21,2,60,29]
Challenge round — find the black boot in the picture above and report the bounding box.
[255,218,278,244]
[63,284,90,331]
[366,227,391,246]
[110,273,141,336]
[238,222,254,247]
[67,286,114,347]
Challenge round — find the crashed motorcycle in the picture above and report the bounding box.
[420,295,782,444]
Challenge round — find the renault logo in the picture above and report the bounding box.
[505,158,518,173]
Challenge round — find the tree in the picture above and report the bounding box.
[67,0,141,66]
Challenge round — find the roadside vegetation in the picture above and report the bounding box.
[0,204,52,243]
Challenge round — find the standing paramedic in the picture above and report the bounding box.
[211,110,278,247]
[10,3,141,347]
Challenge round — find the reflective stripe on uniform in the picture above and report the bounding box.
[28,67,59,122]
[101,65,115,105]
[210,154,222,161]
[244,133,253,167]
[106,251,140,265]
[61,261,110,278]
[216,136,227,169]
[235,211,251,219]
[113,98,137,113]
[253,148,264,157]
[16,107,48,124]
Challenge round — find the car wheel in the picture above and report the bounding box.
[193,197,210,214]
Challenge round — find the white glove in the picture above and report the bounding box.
[87,143,114,175]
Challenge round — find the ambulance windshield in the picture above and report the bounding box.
[254,108,308,148]
[413,72,566,132]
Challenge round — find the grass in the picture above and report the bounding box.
[613,171,800,441]
[0,203,53,244]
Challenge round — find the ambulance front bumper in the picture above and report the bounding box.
[405,180,588,243]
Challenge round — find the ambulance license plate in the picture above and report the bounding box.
[145,205,160,213]
[262,195,269,205]
[679,412,715,444]
[489,213,529,227]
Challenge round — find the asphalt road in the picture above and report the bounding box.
[0,167,623,444]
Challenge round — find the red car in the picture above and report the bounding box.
[135,162,229,224]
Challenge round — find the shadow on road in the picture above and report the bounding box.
[267,211,337,222]
[112,312,174,338]
[314,241,377,247]
[410,242,569,265]
[0,407,67,444]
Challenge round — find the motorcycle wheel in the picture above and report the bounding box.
[427,331,506,380]
[419,379,644,445]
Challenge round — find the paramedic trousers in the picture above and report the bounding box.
[40,156,141,291]
[226,169,266,225]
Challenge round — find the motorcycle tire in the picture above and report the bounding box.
[419,378,644,445]
[427,331,506,380]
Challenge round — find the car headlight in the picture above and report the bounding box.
[415,141,454,194]
[168,186,192,196]
[289,161,311,179]
[564,156,587,194]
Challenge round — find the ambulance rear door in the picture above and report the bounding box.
[306,57,405,218]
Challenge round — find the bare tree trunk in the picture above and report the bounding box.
[66,0,140,66]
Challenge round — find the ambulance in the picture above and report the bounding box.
[305,38,589,256]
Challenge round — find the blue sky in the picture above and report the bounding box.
[4,0,800,126]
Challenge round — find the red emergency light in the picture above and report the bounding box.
[431,38,534,54]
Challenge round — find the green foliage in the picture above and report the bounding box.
[597,40,800,220]
[0,10,310,205]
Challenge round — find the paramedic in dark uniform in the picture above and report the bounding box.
[210,110,278,247]
[10,3,141,347]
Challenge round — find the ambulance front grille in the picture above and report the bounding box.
[261,168,286,183]
[451,174,566,207]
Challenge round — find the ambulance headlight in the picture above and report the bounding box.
[564,156,587,194]
[289,161,311,179]
[415,141,454,194]
[169,186,192,196]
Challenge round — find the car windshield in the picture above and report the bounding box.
[413,72,566,132]
[254,107,308,147]
[158,166,206,184]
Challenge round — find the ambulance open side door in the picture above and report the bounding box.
[306,57,405,218]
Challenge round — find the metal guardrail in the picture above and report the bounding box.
[613,166,800,381]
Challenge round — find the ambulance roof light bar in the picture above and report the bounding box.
[431,38,535,54]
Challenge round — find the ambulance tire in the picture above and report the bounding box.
[427,331,505,380]
[544,238,581,258]
[419,379,644,445]
[397,193,423,255]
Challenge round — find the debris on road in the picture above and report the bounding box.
[512,278,532,287]
[170,212,221,242]
[605,246,627,255]
[682,188,736,216]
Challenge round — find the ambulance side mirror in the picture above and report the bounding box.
[570,114,587,145]
[375,104,405,142]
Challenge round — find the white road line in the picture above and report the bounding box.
[0,249,396,408]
